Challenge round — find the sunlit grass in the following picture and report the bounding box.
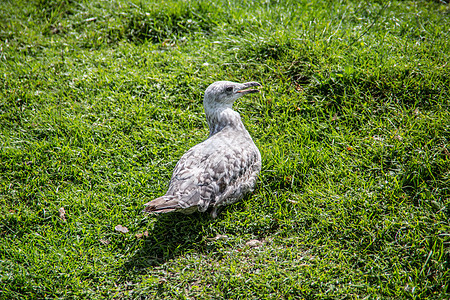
[1,0,449,299]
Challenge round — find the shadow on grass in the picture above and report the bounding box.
[122,211,215,273]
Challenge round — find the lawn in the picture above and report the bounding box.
[0,0,449,299]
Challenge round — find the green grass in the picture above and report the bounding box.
[1,0,449,299]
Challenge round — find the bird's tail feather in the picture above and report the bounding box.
[143,196,180,214]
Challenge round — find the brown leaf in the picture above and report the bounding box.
[136,230,149,239]
[58,207,66,222]
[294,83,303,92]
[115,225,129,234]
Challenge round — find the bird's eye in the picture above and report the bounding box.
[225,86,233,93]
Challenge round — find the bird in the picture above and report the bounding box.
[143,81,262,218]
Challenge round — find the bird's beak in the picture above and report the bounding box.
[236,82,262,94]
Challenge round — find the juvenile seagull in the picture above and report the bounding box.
[143,81,262,218]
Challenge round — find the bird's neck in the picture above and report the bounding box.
[204,104,246,137]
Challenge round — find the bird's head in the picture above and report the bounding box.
[203,81,261,107]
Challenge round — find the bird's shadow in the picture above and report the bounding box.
[122,211,216,274]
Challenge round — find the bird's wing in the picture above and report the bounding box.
[165,129,261,212]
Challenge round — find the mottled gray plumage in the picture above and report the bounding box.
[143,81,262,218]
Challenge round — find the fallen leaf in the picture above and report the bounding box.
[207,234,228,241]
[373,135,385,142]
[246,239,263,248]
[58,207,66,222]
[347,146,353,151]
[294,83,303,92]
[135,231,149,239]
[100,239,110,245]
[115,225,129,234]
